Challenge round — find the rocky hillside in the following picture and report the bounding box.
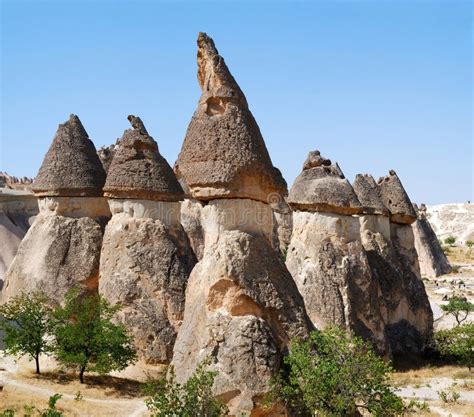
[426,203,474,245]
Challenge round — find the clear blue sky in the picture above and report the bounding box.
[1,0,472,204]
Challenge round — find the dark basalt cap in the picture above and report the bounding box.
[174,32,287,203]
[288,151,363,215]
[353,174,389,216]
[103,115,184,202]
[32,115,106,197]
[378,170,417,224]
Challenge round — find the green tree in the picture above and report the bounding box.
[269,328,404,417]
[145,359,228,417]
[0,292,53,374]
[434,324,474,370]
[52,289,136,383]
[466,240,474,249]
[444,236,456,246]
[441,297,474,326]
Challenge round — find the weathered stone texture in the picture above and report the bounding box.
[353,174,389,216]
[104,116,184,202]
[172,230,311,415]
[174,33,286,203]
[1,213,103,303]
[378,170,416,224]
[288,151,362,215]
[98,209,196,363]
[286,211,388,355]
[412,205,451,277]
[32,115,106,197]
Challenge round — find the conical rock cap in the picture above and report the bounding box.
[32,115,106,197]
[378,170,416,224]
[353,174,389,216]
[288,151,362,215]
[174,33,287,203]
[104,115,184,201]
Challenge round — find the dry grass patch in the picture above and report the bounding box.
[446,247,474,266]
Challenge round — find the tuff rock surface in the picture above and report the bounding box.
[412,204,451,277]
[104,116,184,202]
[378,170,417,224]
[286,210,389,355]
[288,151,362,215]
[1,212,104,303]
[2,115,108,303]
[0,189,38,289]
[172,229,311,415]
[354,176,433,354]
[98,204,195,363]
[99,116,195,363]
[174,33,286,203]
[32,115,106,197]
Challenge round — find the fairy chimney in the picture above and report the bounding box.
[2,115,108,303]
[99,116,195,364]
[286,153,389,355]
[171,33,311,416]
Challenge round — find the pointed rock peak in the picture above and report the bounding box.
[288,152,362,215]
[32,114,106,197]
[378,170,416,224]
[174,34,287,203]
[197,32,247,111]
[127,114,148,135]
[303,150,332,170]
[353,174,389,216]
[104,116,184,202]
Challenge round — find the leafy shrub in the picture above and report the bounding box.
[434,324,474,370]
[0,292,53,374]
[466,240,474,248]
[52,288,136,383]
[144,359,228,417]
[444,236,456,246]
[269,328,404,417]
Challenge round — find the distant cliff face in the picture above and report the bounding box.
[426,203,474,245]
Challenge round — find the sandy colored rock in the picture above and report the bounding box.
[288,151,362,215]
[172,230,311,416]
[174,33,286,203]
[353,174,389,216]
[1,212,103,303]
[0,190,38,289]
[359,214,433,354]
[104,116,184,202]
[98,206,196,363]
[286,211,389,355]
[378,170,416,224]
[180,199,206,260]
[32,115,106,197]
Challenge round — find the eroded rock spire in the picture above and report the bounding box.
[174,33,286,203]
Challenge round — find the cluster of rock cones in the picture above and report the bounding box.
[0,33,451,416]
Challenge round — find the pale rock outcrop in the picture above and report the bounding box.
[287,156,388,355]
[412,204,451,277]
[171,33,311,416]
[99,116,195,364]
[0,189,38,289]
[425,203,474,245]
[1,115,108,303]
